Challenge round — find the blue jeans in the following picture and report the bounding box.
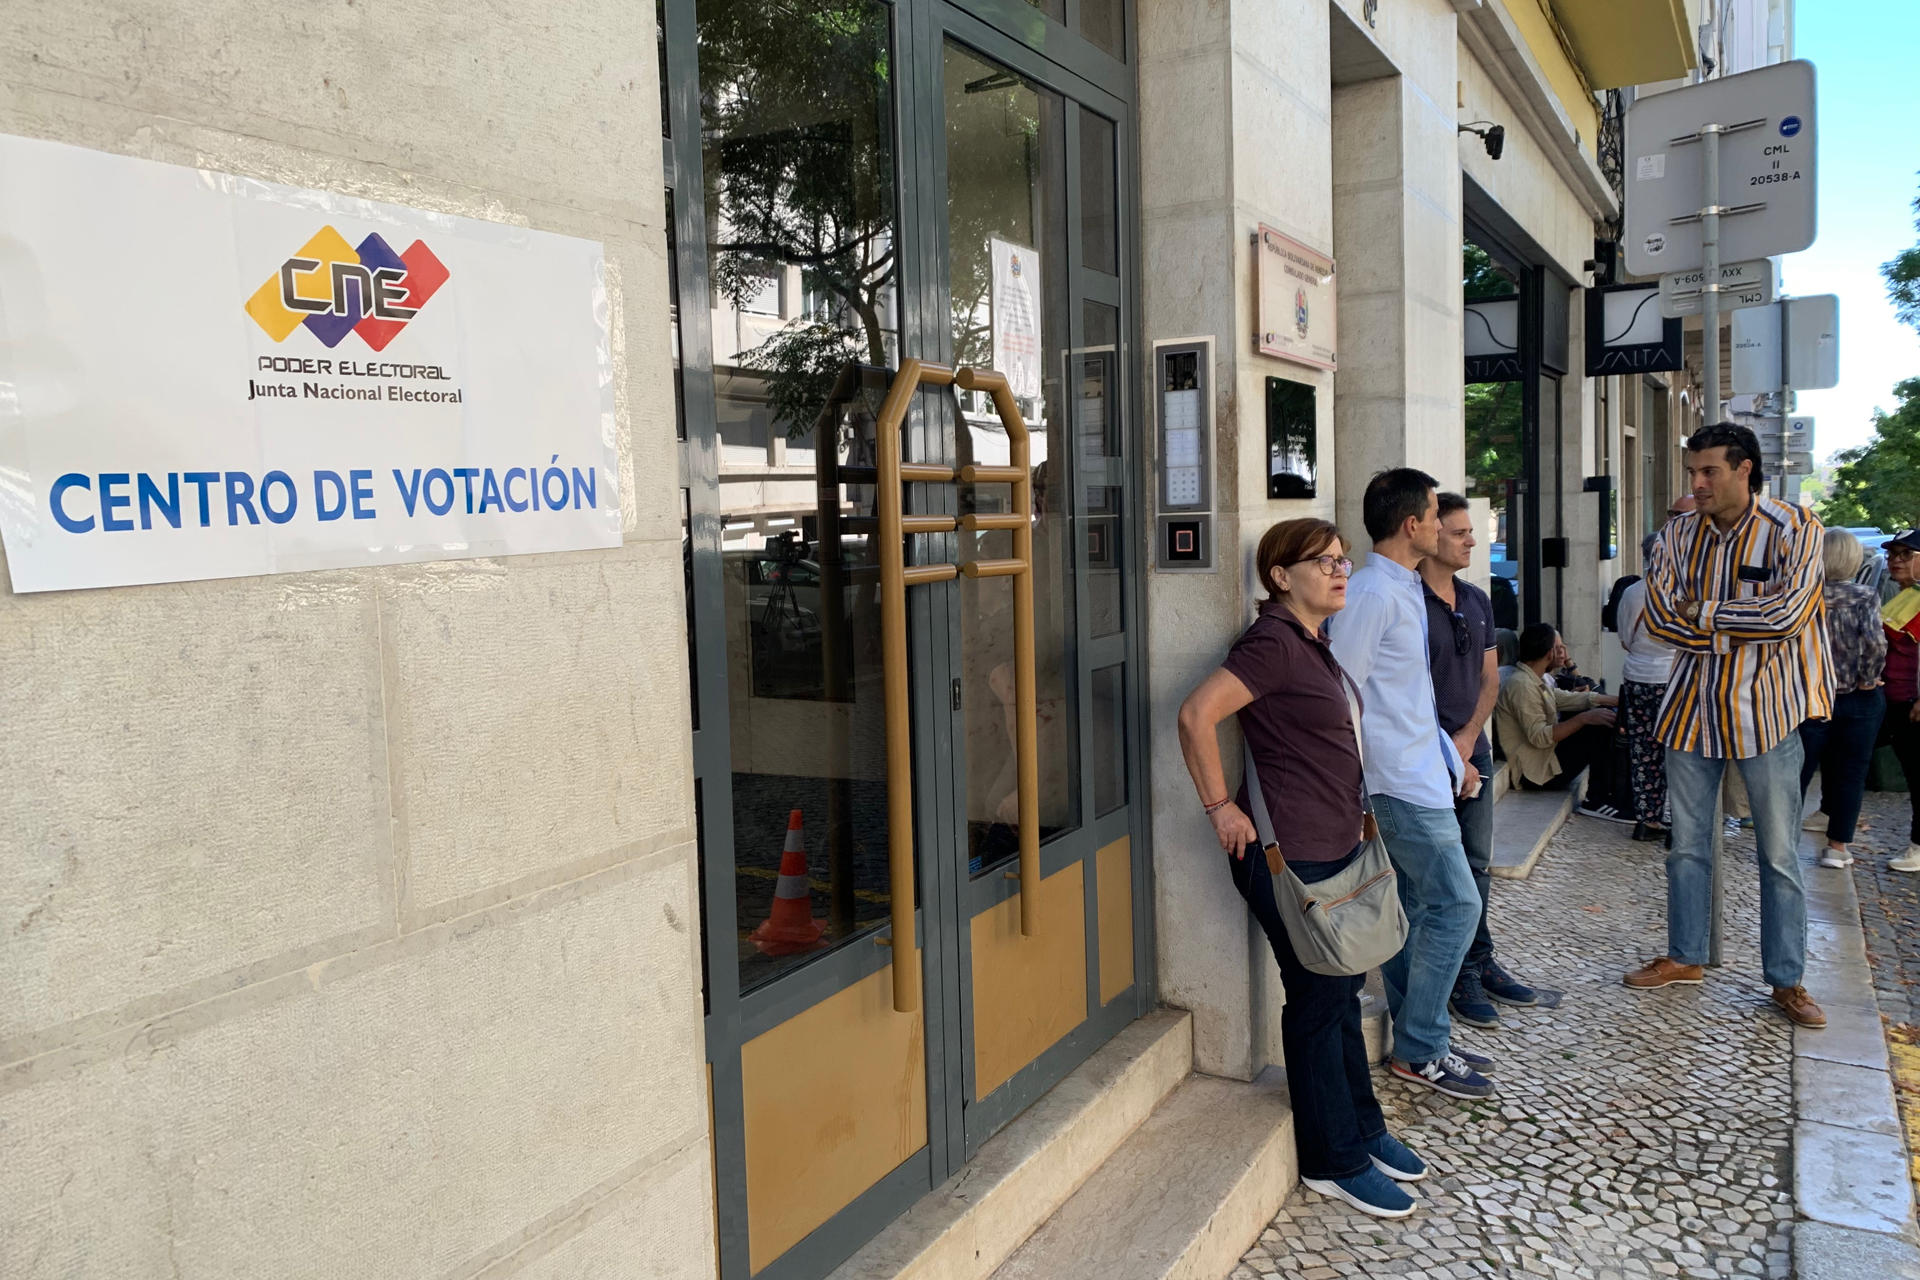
[1665,737,1808,987]
[1454,746,1496,976]
[1799,689,1887,844]
[1372,793,1479,1065]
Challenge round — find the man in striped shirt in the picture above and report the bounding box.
[1623,423,1832,1030]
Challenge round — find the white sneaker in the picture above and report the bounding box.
[1892,846,1920,874]
[1803,812,1828,833]
[1818,847,1853,869]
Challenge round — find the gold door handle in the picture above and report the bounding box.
[868,359,1040,1015]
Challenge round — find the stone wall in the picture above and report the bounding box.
[0,3,712,1277]
[1140,0,1463,1079]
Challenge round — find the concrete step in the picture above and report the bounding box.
[1489,786,1576,880]
[827,1008,1192,1280]
[989,1068,1294,1280]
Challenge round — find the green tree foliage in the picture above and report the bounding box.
[1884,174,1920,331]
[1820,379,1920,532]
[1818,177,1920,531]
[698,0,898,438]
[1462,242,1523,502]
[1463,242,1518,301]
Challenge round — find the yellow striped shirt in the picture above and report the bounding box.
[1644,495,1833,759]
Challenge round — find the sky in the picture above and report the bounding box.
[1778,0,1920,462]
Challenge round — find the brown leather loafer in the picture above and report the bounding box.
[1623,956,1705,989]
[1772,985,1826,1028]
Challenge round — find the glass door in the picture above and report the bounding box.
[672,2,955,1276]
[669,0,1146,1275]
[923,18,1144,1159]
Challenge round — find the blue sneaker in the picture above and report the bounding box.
[1365,1132,1428,1182]
[1448,1043,1496,1074]
[1449,969,1499,1029]
[1391,1052,1495,1099]
[1481,959,1538,1007]
[1302,1165,1417,1218]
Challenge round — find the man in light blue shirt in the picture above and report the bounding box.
[1329,469,1492,1100]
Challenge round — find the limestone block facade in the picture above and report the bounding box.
[0,2,712,1277]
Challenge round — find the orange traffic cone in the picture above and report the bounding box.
[749,809,827,956]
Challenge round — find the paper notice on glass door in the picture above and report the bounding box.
[989,237,1042,404]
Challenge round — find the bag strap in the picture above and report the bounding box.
[1242,737,1280,856]
[1335,667,1375,815]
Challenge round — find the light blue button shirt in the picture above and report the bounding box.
[1327,554,1464,811]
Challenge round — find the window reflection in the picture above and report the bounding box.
[1083,302,1123,637]
[1464,240,1523,632]
[944,43,1081,874]
[700,0,900,991]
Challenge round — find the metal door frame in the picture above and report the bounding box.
[915,4,1148,1162]
[666,0,1154,1274]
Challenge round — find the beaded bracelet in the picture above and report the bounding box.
[1202,796,1232,816]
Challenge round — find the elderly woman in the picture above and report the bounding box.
[1800,529,1888,868]
[1177,518,1425,1220]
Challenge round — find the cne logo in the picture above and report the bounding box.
[246,226,449,351]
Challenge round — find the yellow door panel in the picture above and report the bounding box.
[741,963,927,1273]
[971,862,1087,1098]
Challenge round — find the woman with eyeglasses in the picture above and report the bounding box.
[1880,532,1920,873]
[1176,518,1426,1219]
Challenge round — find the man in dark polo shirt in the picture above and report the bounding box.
[1421,493,1537,1029]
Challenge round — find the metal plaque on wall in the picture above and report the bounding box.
[1253,225,1337,371]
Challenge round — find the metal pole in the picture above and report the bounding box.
[1708,791,1725,966]
[1778,295,1792,498]
[1701,124,1724,422]
[1701,122,1726,967]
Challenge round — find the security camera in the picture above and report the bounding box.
[1458,121,1504,161]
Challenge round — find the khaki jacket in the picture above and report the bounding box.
[1494,664,1598,786]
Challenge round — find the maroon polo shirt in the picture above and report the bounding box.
[1223,600,1366,862]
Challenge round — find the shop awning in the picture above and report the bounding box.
[1551,0,1699,89]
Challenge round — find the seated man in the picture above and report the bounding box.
[1495,623,1629,824]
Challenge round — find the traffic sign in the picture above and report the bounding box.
[1752,415,1812,452]
[1624,60,1818,276]
[1659,259,1774,318]
[1731,295,1839,393]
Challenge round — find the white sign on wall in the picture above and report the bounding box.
[0,133,619,594]
[989,237,1043,404]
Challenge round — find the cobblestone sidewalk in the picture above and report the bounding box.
[1233,814,1797,1280]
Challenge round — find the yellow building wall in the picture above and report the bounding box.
[1500,0,1600,152]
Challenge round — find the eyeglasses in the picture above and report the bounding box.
[1890,545,1917,560]
[1288,555,1355,578]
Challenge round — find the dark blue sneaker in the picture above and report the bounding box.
[1302,1165,1417,1218]
[1481,959,1538,1007]
[1449,969,1499,1029]
[1365,1132,1428,1182]
[1390,1053,1495,1099]
[1448,1043,1495,1074]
